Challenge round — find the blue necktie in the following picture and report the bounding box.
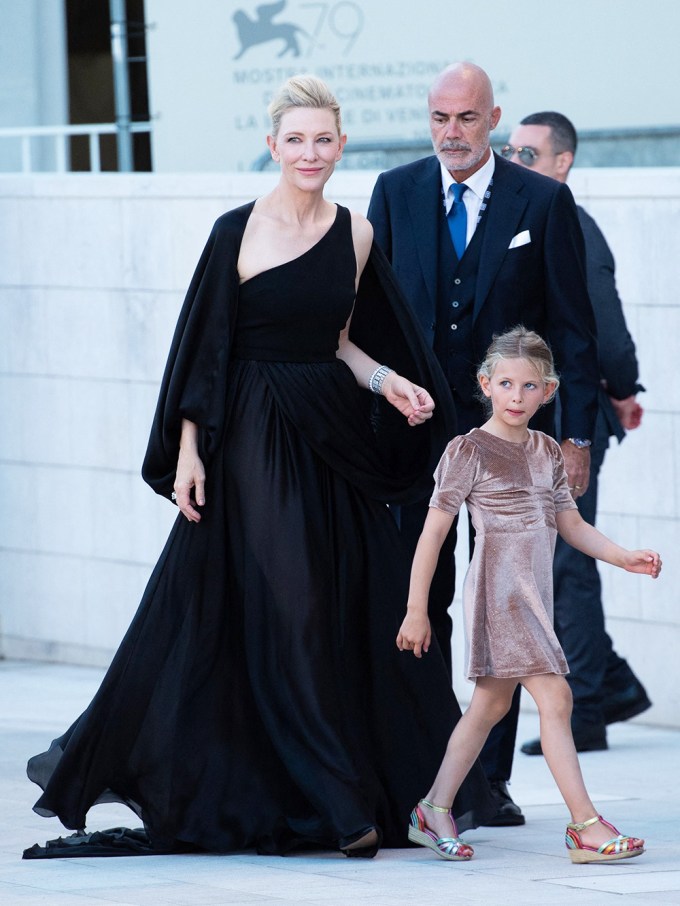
[447,183,468,259]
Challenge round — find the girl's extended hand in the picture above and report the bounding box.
[174,446,206,523]
[622,549,662,578]
[396,610,432,657]
[382,373,435,427]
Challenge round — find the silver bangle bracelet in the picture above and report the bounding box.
[368,364,394,395]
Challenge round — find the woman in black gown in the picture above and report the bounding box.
[27,75,494,858]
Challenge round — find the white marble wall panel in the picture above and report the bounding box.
[631,305,680,412]
[602,617,680,728]
[0,375,159,469]
[598,413,677,518]
[2,287,180,382]
[18,197,126,289]
[1,171,678,726]
[1,462,174,564]
[597,513,647,620]
[596,202,680,311]
[0,550,154,662]
[569,169,680,313]
[121,199,199,292]
[1,264,230,407]
[0,196,26,286]
[636,516,680,626]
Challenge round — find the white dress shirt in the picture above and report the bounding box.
[440,152,495,249]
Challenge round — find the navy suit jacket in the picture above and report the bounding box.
[367,153,599,440]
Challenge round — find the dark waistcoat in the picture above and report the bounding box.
[433,204,489,406]
[433,202,555,436]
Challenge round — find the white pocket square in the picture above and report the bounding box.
[508,230,531,249]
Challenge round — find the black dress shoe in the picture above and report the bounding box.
[602,681,652,725]
[481,780,525,827]
[521,722,607,756]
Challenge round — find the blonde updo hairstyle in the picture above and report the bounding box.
[477,325,560,412]
[267,74,342,139]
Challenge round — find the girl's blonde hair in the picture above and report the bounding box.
[477,325,560,408]
[267,74,342,139]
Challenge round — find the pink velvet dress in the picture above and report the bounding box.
[430,428,577,681]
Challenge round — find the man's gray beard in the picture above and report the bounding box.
[435,143,488,173]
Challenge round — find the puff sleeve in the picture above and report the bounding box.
[429,435,480,516]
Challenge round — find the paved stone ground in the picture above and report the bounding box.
[1,660,679,905]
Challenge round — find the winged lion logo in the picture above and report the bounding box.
[233,1,308,59]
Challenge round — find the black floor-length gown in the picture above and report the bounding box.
[27,205,494,856]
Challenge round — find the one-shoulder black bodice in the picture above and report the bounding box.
[232,205,356,363]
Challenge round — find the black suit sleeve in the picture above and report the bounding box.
[578,207,641,400]
[543,183,599,440]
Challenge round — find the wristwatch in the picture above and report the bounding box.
[566,438,592,449]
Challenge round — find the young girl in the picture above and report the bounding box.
[397,326,661,864]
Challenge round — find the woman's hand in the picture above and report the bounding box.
[174,420,206,522]
[382,373,435,426]
[396,609,432,657]
[621,549,662,578]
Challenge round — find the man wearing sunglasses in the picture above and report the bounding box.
[505,112,651,758]
[368,63,599,827]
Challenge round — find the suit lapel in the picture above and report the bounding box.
[404,158,441,315]
[473,155,529,321]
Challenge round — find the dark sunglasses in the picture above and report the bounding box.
[501,144,539,166]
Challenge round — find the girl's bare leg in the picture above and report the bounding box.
[421,676,517,838]
[521,673,619,849]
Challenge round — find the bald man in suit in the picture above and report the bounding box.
[368,63,599,826]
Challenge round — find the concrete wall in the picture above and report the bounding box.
[1,170,678,727]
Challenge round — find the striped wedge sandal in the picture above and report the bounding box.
[565,815,645,863]
[408,799,474,861]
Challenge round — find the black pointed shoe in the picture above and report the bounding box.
[481,780,525,826]
[521,721,607,756]
[602,681,652,725]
